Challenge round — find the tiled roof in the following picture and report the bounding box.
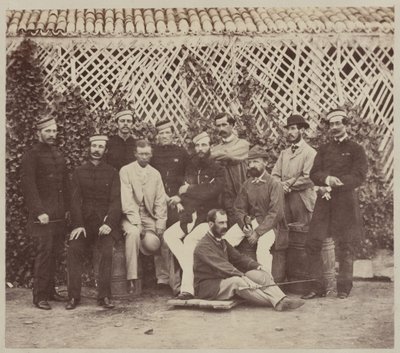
[6,7,394,37]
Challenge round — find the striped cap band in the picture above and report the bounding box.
[327,109,347,121]
[37,117,56,130]
[115,110,133,121]
[155,120,173,131]
[89,135,108,142]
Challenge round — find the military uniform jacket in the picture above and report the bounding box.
[179,155,224,228]
[194,232,259,299]
[21,142,69,222]
[271,139,317,212]
[309,138,368,241]
[70,161,122,233]
[150,144,189,197]
[105,135,136,171]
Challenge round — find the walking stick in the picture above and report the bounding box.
[238,279,316,291]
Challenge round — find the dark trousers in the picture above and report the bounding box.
[67,221,114,300]
[306,236,354,294]
[31,222,65,303]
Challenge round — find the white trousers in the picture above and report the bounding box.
[223,219,276,272]
[164,213,209,295]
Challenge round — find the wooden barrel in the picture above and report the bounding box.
[286,223,309,294]
[111,240,131,298]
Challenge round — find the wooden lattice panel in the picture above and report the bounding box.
[6,35,394,188]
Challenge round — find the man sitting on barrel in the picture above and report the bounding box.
[223,145,288,281]
[193,209,304,311]
[66,134,122,310]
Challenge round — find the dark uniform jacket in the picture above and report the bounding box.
[105,135,136,171]
[309,138,368,241]
[70,161,122,239]
[150,144,189,197]
[21,142,69,222]
[194,232,259,299]
[234,172,288,250]
[179,155,224,230]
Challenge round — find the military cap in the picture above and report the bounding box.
[285,114,309,129]
[192,131,210,144]
[114,110,134,121]
[155,119,173,132]
[247,145,268,159]
[326,109,347,122]
[89,134,108,143]
[36,116,57,130]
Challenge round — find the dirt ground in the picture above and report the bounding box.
[5,281,394,349]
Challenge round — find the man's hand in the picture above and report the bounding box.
[37,213,49,225]
[168,195,181,206]
[247,230,260,246]
[155,228,164,238]
[241,276,259,289]
[176,203,184,213]
[178,183,189,195]
[69,227,86,240]
[99,224,112,236]
[281,182,291,193]
[327,176,344,187]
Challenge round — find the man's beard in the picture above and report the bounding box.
[248,167,263,178]
[211,225,227,238]
[197,150,211,160]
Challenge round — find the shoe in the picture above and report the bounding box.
[157,283,171,291]
[176,292,194,300]
[98,297,115,309]
[34,300,51,310]
[275,297,305,311]
[337,292,349,299]
[321,290,337,298]
[49,291,68,302]
[301,291,320,300]
[65,298,80,310]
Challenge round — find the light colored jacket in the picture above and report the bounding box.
[271,139,317,212]
[120,161,167,230]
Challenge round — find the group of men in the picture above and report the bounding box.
[21,107,367,312]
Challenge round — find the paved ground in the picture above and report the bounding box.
[5,280,394,349]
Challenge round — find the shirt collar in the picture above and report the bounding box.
[222,134,236,144]
[251,170,267,184]
[335,133,348,143]
[118,132,133,141]
[208,230,223,242]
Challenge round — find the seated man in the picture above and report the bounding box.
[120,140,168,292]
[163,132,224,300]
[193,209,305,311]
[224,145,288,275]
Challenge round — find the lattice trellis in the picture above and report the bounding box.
[6,35,394,188]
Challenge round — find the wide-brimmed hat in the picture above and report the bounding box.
[139,229,161,256]
[247,145,268,159]
[284,115,309,129]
